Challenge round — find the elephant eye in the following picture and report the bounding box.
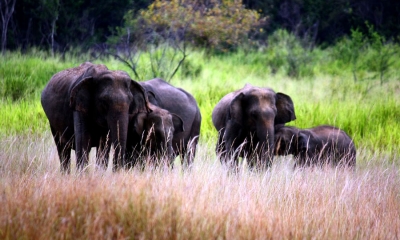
[300,147,307,153]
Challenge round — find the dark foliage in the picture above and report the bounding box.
[0,0,398,52]
[243,0,400,45]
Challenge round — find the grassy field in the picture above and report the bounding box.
[1,135,400,239]
[0,49,400,239]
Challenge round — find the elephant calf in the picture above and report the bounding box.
[128,78,201,169]
[126,103,184,168]
[274,125,356,168]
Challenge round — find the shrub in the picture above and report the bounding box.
[265,30,315,78]
[136,0,262,52]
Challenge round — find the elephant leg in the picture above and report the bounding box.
[51,127,72,174]
[220,145,239,172]
[172,143,184,170]
[215,132,226,158]
[55,138,72,174]
[182,137,199,170]
[183,149,194,170]
[216,132,235,168]
[179,148,191,171]
[247,156,271,171]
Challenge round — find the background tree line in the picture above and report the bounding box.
[1,0,399,54]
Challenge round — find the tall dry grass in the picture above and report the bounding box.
[1,134,400,239]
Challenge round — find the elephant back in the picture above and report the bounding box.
[140,78,199,132]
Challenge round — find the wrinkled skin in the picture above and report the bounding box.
[131,78,202,169]
[212,84,296,170]
[41,62,149,173]
[126,103,184,168]
[274,125,356,168]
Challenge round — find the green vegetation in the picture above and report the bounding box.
[1,33,399,239]
[1,30,399,159]
[2,1,400,238]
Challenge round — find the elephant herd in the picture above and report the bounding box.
[41,62,356,173]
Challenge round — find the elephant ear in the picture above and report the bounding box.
[69,66,95,113]
[171,113,184,134]
[130,80,151,114]
[146,90,159,106]
[133,112,147,135]
[228,93,244,124]
[275,92,296,125]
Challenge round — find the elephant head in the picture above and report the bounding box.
[274,125,310,156]
[69,63,150,170]
[213,84,296,169]
[130,103,184,166]
[275,126,318,167]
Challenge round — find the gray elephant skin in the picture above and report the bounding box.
[41,62,149,173]
[212,84,296,170]
[127,102,184,168]
[127,78,201,169]
[274,125,356,168]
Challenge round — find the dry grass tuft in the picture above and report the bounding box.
[1,134,399,239]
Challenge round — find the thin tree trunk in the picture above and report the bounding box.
[0,0,16,55]
[51,18,57,57]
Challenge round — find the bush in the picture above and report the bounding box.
[136,0,262,52]
[330,24,398,84]
[265,30,315,78]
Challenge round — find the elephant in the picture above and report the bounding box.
[274,125,356,168]
[126,102,184,168]
[212,83,296,170]
[41,62,150,173]
[129,78,202,169]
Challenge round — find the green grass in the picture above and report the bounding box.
[1,49,399,157]
[1,47,400,239]
[0,99,48,136]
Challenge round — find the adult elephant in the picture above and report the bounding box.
[41,62,150,173]
[212,84,296,170]
[131,78,201,169]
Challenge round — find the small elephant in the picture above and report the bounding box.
[41,62,150,173]
[126,103,184,168]
[274,125,356,168]
[212,84,296,170]
[133,78,202,169]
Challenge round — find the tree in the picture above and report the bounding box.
[37,0,60,56]
[101,0,262,81]
[0,0,16,54]
[139,0,262,51]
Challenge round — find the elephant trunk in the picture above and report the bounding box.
[156,135,175,167]
[166,143,175,166]
[108,112,129,171]
[256,124,275,168]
